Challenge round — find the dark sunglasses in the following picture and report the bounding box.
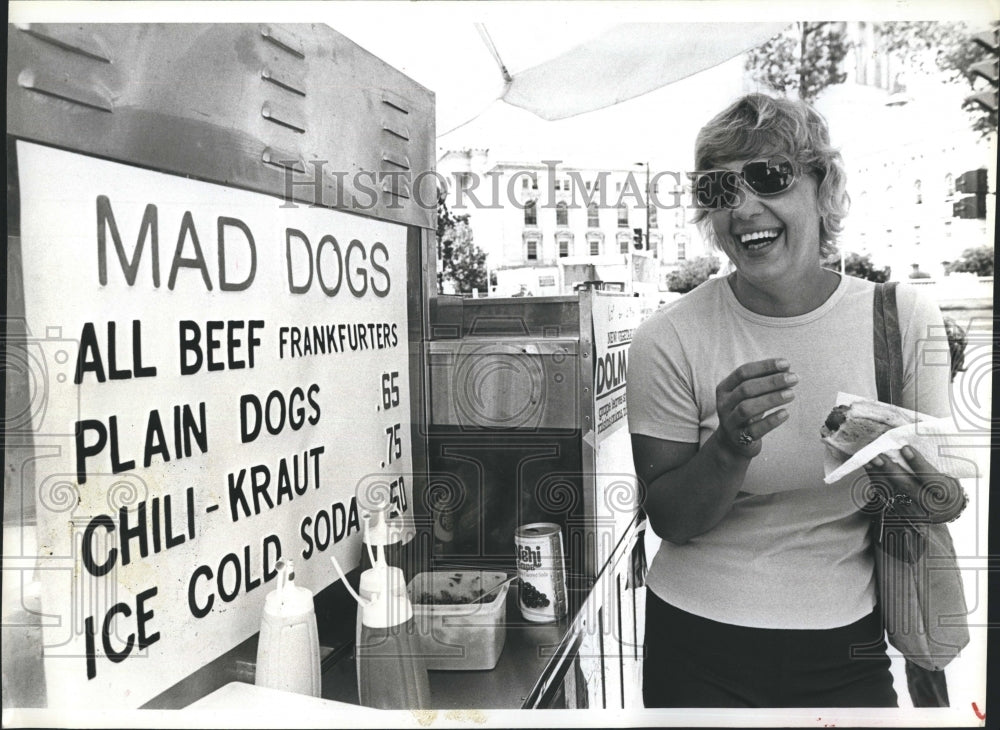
[694,155,797,210]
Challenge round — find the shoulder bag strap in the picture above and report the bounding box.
[873,282,954,703]
[871,281,908,529]
[873,282,903,405]
[873,282,925,562]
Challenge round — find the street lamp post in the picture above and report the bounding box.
[636,161,651,255]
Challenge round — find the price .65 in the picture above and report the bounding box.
[381,371,400,410]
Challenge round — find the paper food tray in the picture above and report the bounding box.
[822,392,981,485]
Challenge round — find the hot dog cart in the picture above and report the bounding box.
[3,22,644,717]
[419,289,646,709]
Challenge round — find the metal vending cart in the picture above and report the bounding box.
[425,285,647,708]
[4,23,435,710]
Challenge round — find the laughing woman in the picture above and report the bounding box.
[627,94,962,707]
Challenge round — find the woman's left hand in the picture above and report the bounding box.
[863,446,968,523]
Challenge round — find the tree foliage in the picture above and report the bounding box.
[436,189,488,294]
[446,235,488,294]
[666,255,721,293]
[436,187,461,243]
[745,22,849,101]
[875,20,999,137]
[745,20,997,136]
[822,252,891,282]
[946,245,994,276]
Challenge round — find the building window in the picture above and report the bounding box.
[914,179,922,204]
[525,200,537,226]
[556,201,568,227]
[649,207,658,229]
[558,239,569,258]
[617,204,628,227]
[677,240,686,261]
[619,237,629,254]
[587,204,599,228]
[526,239,538,261]
[590,238,601,256]
[945,173,954,196]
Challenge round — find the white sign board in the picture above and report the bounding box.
[590,292,642,562]
[592,293,638,442]
[16,142,413,707]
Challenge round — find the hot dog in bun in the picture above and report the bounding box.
[820,399,919,458]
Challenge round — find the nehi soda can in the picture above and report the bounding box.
[515,522,567,622]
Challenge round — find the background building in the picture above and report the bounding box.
[820,21,995,285]
[437,151,712,296]
[438,21,995,299]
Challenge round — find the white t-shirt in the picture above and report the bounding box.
[627,274,950,629]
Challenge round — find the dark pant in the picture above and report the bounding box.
[643,591,898,708]
[905,660,949,707]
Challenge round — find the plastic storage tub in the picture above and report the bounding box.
[406,571,510,671]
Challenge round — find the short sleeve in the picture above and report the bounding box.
[897,284,951,419]
[626,311,701,443]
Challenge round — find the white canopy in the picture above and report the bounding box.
[498,22,788,121]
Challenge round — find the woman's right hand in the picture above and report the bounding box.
[715,358,798,458]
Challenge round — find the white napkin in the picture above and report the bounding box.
[822,393,981,484]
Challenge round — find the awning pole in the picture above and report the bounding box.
[475,24,513,84]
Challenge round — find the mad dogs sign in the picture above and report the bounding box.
[16,142,414,706]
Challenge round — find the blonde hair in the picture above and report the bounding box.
[692,93,849,258]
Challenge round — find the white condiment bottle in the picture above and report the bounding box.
[360,498,420,584]
[331,513,430,709]
[254,559,322,697]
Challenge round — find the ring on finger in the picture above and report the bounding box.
[738,428,754,446]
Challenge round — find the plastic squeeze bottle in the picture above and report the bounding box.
[360,501,398,573]
[331,514,430,710]
[359,494,420,584]
[254,559,322,697]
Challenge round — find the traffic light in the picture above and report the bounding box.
[967,28,999,113]
[953,168,988,219]
[953,196,986,219]
[633,227,644,250]
[956,169,988,194]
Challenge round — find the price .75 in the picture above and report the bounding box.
[385,423,402,465]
